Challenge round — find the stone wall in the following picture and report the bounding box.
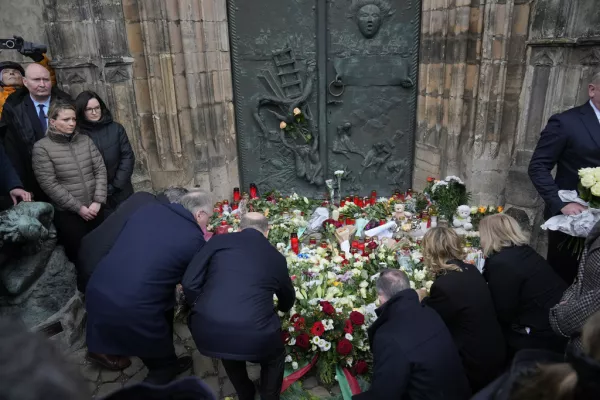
[2,0,600,229]
[1,0,238,200]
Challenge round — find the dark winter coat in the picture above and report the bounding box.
[182,228,295,362]
[86,203,205,358]
[483,245,567,355]
[551,220,600,352]
[0,87,71,201]
[77,191,170,291]
[528,101,600,218]
[0,141,22,194]
[423,261,507,393]
[353,290,471,400]
[78,97,134,209]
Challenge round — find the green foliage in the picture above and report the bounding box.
[280,382,321,400]
[363,202,391,221]
[283,112,313,143]
[427,179,471,221]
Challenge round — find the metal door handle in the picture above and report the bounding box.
[328,75,345,97]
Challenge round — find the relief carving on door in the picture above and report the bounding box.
[229,0,420,196]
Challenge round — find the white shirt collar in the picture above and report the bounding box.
[590,100,600,124]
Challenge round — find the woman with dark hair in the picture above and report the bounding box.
[32,101,107,268]
[420,227,507,393]
[75,91,134,211]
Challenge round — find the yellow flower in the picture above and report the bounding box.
[333,281,341,287]
[478,206,486,214]
[293,107,302,116]
[497,206,504,213]
[264,209,269,217]
[280,121,287,129]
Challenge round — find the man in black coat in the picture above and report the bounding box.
[353,269,471,400]
[0,141,31,208]
[77,187,188,292]
[0,63,71,202]
[528,71,600,284]
[86,190,212,382]
[183,212,295,400]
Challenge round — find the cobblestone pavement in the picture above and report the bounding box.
[71,322,337,399]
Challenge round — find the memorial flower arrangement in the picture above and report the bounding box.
[280,108,313,144]
[424,176,471,221]
[204,177,501,390]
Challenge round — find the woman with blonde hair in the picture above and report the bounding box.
[32,101,107,285]
[480,214,567,357]
[421,227,506,392]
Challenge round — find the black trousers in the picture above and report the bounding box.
[547,230,580,285]
[222,349,286,400]
[140,309,179,385]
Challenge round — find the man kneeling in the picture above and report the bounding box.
[86,190,212,383]
[353,269,471,400]
[183,213,295,400]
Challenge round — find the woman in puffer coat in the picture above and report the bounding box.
[75,91,134,212]
[32,101,107,270]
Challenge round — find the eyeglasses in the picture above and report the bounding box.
[85,107,101,114]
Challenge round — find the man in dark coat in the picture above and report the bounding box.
[0,141,31,208]
[1,63,72,202]
[86,190,212,383]
[77,187,188,292]
[528,71,600,284]
[183,212,295,400]
[353,269,471,400]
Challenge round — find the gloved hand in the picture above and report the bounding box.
[15,36,45,62]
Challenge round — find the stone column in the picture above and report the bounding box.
[44,0,152,190]
[504,0,600,251]
[414,0,530,206]
[123,0,238,199]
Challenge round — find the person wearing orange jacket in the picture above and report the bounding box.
[0,37,56,118]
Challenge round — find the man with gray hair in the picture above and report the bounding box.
[353,269,470,400]
[529,71,600,284]
[77,187,190,292]
[183,212,295,400]
[85,190,211,382]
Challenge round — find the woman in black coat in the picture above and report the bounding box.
[75,91,134,211]
[421,227,507,393]
[480,214,567,357]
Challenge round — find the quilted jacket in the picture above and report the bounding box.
[32,129,107,213]
[550,220,600,351]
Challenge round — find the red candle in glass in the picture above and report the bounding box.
[370,190,377,205]
[249,183,258,199]
[216,220,231,235]
[379,219,387,226]
[346,196,352,203]
[357,242,365,251]
[232,202,239,210]
[354,195,359,205]
[290,233,299,254]
[233,187,240,202]
[216,202,223,212]
[320,241,328,249]
[340,199,346,207]
[309,237,317,245]
[351,240,359,249]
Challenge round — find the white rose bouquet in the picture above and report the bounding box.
[578,167,600,208]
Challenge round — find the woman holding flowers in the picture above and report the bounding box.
[421,227,506,392]
[480,214,567,357]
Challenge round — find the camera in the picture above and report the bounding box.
[0,36,47,54]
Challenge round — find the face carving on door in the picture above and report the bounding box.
[349,0,394,39]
